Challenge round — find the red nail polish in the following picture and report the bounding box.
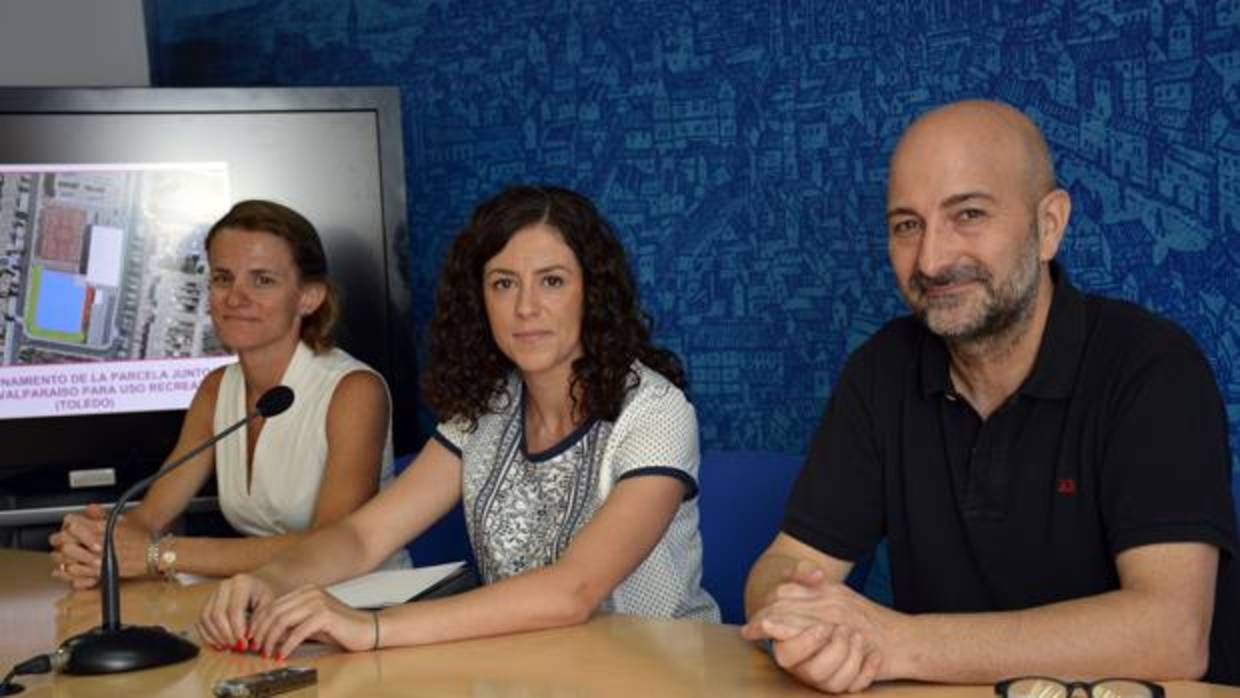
[234,639,246,651]
[277,653,286,662]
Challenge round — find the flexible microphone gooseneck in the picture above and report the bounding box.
[57,385,295,676]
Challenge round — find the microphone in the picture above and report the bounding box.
[57,385,295,675]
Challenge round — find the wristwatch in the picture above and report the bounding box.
[157,535,178,580]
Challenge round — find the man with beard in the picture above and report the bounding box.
[742,100,1238,693]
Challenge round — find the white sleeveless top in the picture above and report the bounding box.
[214,342,409,569]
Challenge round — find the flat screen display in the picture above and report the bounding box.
[0,87,413,491]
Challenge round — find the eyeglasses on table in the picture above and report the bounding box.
[994,676,1165,698]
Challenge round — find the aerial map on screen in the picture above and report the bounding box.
[0,164,236,419]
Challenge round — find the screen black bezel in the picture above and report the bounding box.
[0,86,414,495]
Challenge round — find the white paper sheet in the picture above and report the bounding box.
[325,561,467,609]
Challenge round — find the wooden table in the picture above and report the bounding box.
[2,548,1236,697]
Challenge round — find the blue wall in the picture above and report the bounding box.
[147,1,1240,485]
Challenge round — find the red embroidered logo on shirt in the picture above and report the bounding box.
[1057,478,1077,495]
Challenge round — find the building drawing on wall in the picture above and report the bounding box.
[149,0,1238,480]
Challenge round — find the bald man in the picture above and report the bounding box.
[742,100,1238,692]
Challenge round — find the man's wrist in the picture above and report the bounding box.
[881,611,920,682]
[746,554,801,615]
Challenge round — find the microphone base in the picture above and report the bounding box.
[58,625,199,675]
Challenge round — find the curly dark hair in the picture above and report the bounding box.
[423,185,684,430]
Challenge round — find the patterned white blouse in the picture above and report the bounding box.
[435,360,719,621]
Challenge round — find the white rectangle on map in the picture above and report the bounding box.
[85,224,125,288]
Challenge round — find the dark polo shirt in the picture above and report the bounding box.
[784,263,1238,683]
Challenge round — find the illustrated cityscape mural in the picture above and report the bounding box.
[146,0,1240,486]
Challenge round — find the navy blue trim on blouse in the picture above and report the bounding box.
[432,429,462,458]
[617,466,699,501]
[523,417,599,462]
[520,383,599,462]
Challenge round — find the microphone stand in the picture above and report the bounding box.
[57,386,293,675]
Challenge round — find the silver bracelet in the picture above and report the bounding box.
[371,610,381,650]
[144,534,162,576]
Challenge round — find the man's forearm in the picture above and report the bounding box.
[888,588,1210,683]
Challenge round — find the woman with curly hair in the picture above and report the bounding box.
[199,185,718,657]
